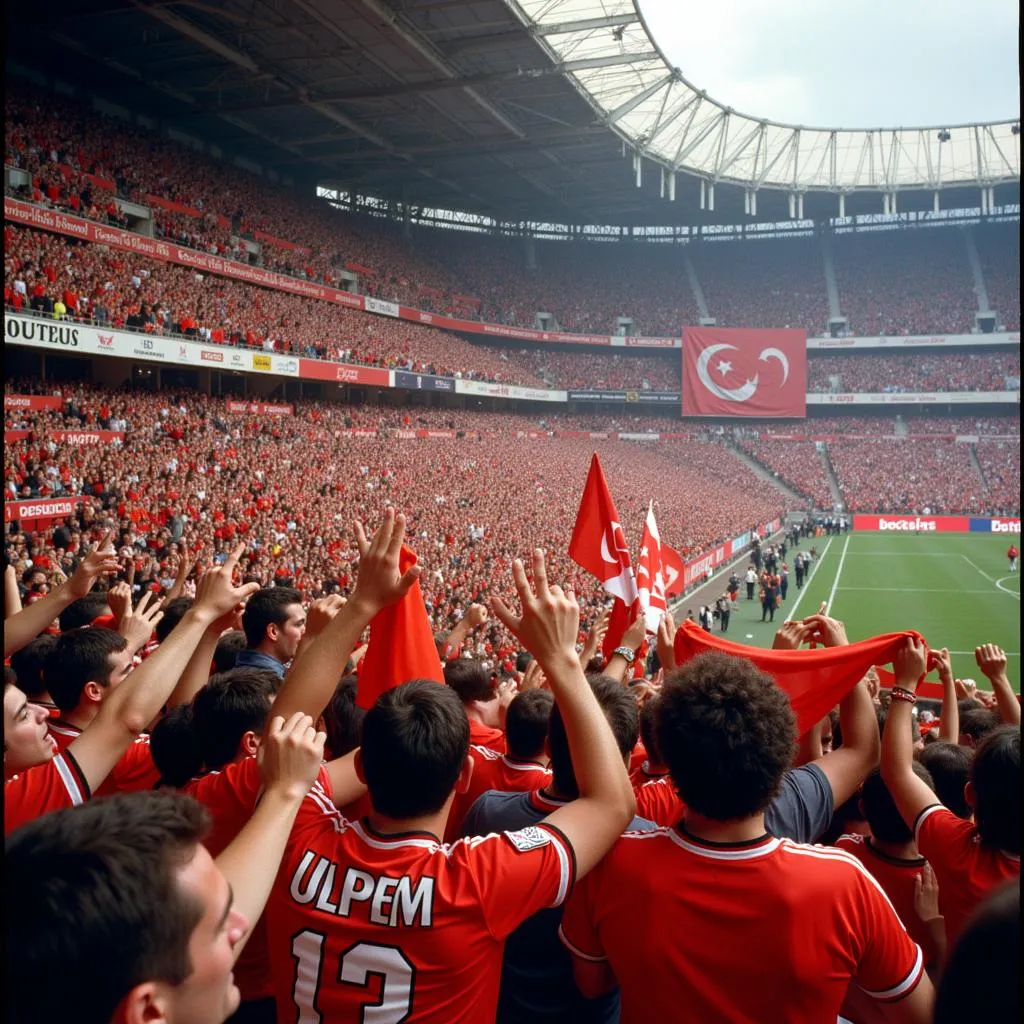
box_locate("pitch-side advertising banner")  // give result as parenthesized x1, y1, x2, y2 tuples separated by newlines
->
(969, 517, 1021, 533)
(682, 327, 807, 418)
(853, 515, 971, 532)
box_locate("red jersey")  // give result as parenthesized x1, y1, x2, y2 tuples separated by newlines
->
(468, 717, 506, 753)
(629, 760, 669, 792)
(835, 834, 936, 958)
(914, 803, 1020, 945)
(5, 750, 90, 834)
(560, 828, 924, 1024)
(445, 746, 552, 842)
(266, 781, 575, 1024)
(1009, 546, 1019, 559)
(634, 776, 685, 825)
(185, 757, 333, 1003)
(49, 721, 160, 798)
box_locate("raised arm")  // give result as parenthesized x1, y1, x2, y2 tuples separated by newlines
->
(801, 612, 880, 808)
(3, 536, 120, 657)
(216, 712, 325, 960)
(5, 563, 22, 618)
(165, 602, 244, 709)
(492, 549, 635, 878)
(604, 613, 646, 685)
(933, 648, 959, 744)
(442, 602, 488, 660)
(67, 544, 258, 794)
(269, 509, 421, 727)
(579, 607, 610, 669)
(975, 644, 1020, 727)
(881, 638, 940, 833)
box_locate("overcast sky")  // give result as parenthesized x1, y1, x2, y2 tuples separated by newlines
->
(639, 0, 1019, 128)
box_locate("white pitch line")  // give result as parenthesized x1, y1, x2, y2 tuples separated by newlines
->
(946, 650, 1021, 657)
(825, 535, 851, 614)
(995, 575, 1022, 601)
(785, 537, 834, 621)
(961, 554, 995, 582)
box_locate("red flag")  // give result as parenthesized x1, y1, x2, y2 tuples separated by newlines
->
(874, 665, 945, 701)
(636, 501, 667, 634)
(681, 326, 806, 418)
(569, 454, 638, 605)
(660, 542, 685, 597)
(356, 544, 444, 709)
(673, 620, 923, 736)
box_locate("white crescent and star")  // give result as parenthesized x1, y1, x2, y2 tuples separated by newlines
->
(695, 343, 792, 403)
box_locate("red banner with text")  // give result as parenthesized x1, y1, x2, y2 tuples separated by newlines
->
(5, 394, 64, 411)
(225, 401, 294, 416)
(853, 514, 971, 533)
(298, 358, 391, 387)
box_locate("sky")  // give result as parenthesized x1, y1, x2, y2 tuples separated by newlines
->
(639, 0, 1020, 129)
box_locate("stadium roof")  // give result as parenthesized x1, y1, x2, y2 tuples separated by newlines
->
(10, 0, 1020, 227)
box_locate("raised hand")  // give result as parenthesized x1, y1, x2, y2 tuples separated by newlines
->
(656, 611, 677, 672)
(491, 549, 580, 671)
(582, 607, 611, 662)
(772, 619, 815, 651)
(68, 531, 121, 598)
(953, 677, 978, 701)
(520, 658, 548, 692)
(465, 603, 488, 629)
(892, 636, 929, 690)
(107, 580, 132, 627)
(351, 509, 422, 616)
(258, 712, 326, 802)
(931, 647, 953, 684)
(800, 611, 849, 649)
(304, 594, 348, 639)
(620, 610, 647, 653)
(974, 643, 1008, 682)
(193, 543, 260, 623)
(118, 591, 165, 653)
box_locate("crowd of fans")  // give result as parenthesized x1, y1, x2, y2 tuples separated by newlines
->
(807, 352, 1020, 393)
(975, 439, 1021, 514)
(738, 440, 836, 509)
(6, 82, 1021, 345)
(976, 221, 1020, 331)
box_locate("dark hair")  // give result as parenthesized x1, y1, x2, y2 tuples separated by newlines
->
(9, 634, 57, 700)
(213, 630, 247, 674)
(504, 690, 554, 762)
(190, 668, 278, 771)
(656, 652, 796, 821)
(970, 725, 1020, 854)
(58, 592, 110, 632)
(5, 792, 210, 1024)
(443, 658, 495, 705)
(957, 697, 984, 716)
(959, 707, 1001, 744)
(861, 763, 935, 844)
(876, 703, 916, 743)
(360, 680, 469, 819)
(638, 697, 662, 764)
(549, 676, 638, 799)
(150, 705, 203, 788)
(934, 880, 1019, 1024)
(323, 676, 365, 759)
(46, 628, 129, 713)
(515, 651, 533, 674)
(241, 586, 302, 648)
(917, 742, 973, 818)
(155, 597, 194, 644)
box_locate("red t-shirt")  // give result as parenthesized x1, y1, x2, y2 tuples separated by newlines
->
(835, 834, 936, 958)
(445, 746, 552, 842)
(49, 722, 159, 798)
(5, 750, 90, 834)
(560, 828, 924, 1024)
(266, 780, 575, 1023)
(468, 717, 506, 753)
(629, 761, 669, 791)
(185, 757, 334, 1003)
(914, 803, 1020, 945)
(634, 776, 685, 825)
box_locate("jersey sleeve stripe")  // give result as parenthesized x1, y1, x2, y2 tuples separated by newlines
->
(557, 923, 607, 962)
(861, 944, 925, 1002)
(54, 750, 89, 805)
(539, 821, 576, 906)
(913, 804, 944, 845)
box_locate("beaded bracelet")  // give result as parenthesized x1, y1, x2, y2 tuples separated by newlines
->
(890, 686, 918, 705)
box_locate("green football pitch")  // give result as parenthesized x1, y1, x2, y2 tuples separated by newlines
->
(708, 532, 1021, 691)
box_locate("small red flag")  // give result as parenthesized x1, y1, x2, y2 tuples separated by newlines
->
(356, 544, 444, 710)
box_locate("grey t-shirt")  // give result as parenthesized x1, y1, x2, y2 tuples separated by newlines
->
(462, 789, 657, 1024)
(764, 763, 834, 843)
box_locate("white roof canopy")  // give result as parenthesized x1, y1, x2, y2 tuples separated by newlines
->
(508, 0, 1020, 193)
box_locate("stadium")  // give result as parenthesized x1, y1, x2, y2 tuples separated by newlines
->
(3, 1, 1021, 1022)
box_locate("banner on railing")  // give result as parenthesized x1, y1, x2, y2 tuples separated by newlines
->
(5, 429, 124, 444)
(807, 392, 1019, 405)
(226, 402, 293, 416)
(4, 497, 81, 525)
(299, 358, 391, 387)
(4, 394, 63, 410)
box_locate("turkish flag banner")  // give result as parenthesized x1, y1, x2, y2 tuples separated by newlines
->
(660, 542, 686, 597)
(637, 501, 668, 634)
(681, 326, 806, 418)
(569, 453, 638, 605)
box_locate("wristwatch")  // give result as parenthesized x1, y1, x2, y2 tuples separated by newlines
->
(613, 645, 636, 664)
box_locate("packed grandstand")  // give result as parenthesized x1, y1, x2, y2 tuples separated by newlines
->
(2, 2, 1021, 1021)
